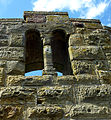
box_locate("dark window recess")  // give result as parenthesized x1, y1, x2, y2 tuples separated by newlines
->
(51, 29, 73, 75)
(25, 29, 44, 74)
(74, 23, 84, 27)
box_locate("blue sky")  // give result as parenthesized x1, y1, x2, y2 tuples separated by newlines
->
(0, 0, 111, 76)
(0, 0, 111, 26)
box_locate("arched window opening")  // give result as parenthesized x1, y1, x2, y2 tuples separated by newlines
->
(51, 29, 73, 75)
(25, 29, 44, 76)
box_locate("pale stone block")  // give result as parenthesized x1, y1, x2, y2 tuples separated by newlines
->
(37, 85, 73, 104)
(69, 46, 105, 61)
(71, 60, 96, 75)
(69, 33, 83, 46)
(6, 61, 25, 75)
(0, 47, 24, 60)
(9, 33, 24, 47)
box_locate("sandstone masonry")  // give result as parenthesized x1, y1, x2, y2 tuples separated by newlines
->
(0, 11, 111, 120)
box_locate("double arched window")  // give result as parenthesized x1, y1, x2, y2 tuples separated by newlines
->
(25, 29, 72, 76)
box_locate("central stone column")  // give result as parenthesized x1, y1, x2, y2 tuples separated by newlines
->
(42, 35, 56, 75)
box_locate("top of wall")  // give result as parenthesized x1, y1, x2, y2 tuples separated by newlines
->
(24, 11, 68, 16)
(0, 11, 102, 24)
(0, 18, 23, 22)
(70, 18, 101, 23)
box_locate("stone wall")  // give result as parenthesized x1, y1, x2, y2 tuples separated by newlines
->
(0, 11, 111, 120)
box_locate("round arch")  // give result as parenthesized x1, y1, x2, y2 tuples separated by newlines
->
(25, 29, 44, 73)
(51, 29, 73, 75)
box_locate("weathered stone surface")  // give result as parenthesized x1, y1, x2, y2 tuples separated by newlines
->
(26, 106, 64, 120)
(46, 15, 69, 23)
(75, 85, 111, 103)
(69, 33, 83, 46)
(0, 47, 24, 60)
(37, 85, 73, 104)
(69, 29, 111, 46)
(70, 103, 111, 119)
(26, 15, 46, 23)
(0, 60, 6, 67)
(57, 75, 76, 85)
(75, 27, 93, 34)
(84, 22, 102, 29)
(0, 39, 8, 46)
(102, 46, 111, 60)
(69, 46, 105, 60)
(0, 105, 23, 120)
(71, 60, 110, 76)
(0, 67, 5, 86)
(98, 70, 111, 84)
(6, 61, 25, 75)
(94, 60, 110, 71)
(71, 60, 96, 75)
(108, 60, 111, 70)
(85, 31, 111, 46)
(9, 33, 24, 47)
(75, 74, 100, 84)
(0, 11, 111, 120)
(6, 75, 52, 86)
(0, 86, 36, 104)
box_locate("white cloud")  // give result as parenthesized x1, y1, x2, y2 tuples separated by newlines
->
(85, 1, 109, 18)
(33, 0, 111, 19)
(33, 0, 93, 11)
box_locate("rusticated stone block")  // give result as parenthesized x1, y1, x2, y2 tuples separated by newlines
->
(6, 75, 52, 86)
(46, 15, 69, 23)
(37, 85, 73, 104)
(75, 27, 93, 34)
(69, 33, 84, 46)
(75, 74, 100, 84)
(69, 46, 105, 61)
(9, 33, 24, 47)
(0, 39, 8, 46)
(85, 32, 111, 46)
(94, 60, 110, 71)
(0, 60, 6, 67)
(71, 60, 96, 75)
(98, 70, 111, 84)
(57, 75, 76, 85)
(6, 61, 25, 75)
(26, 106, 64, 120)
(6, 75, 25, 86)
(75, 85, 111, 103)
(70, 103, 111, 119)
(102, 46, 111, 60)
(25, 15, 46, 23)
(0, 67, 5, 86)
(71, 60, 110, 75)
(0, 47, 24, 60)
(0, 105, 24, 120)
(0, 86, 36, 104)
